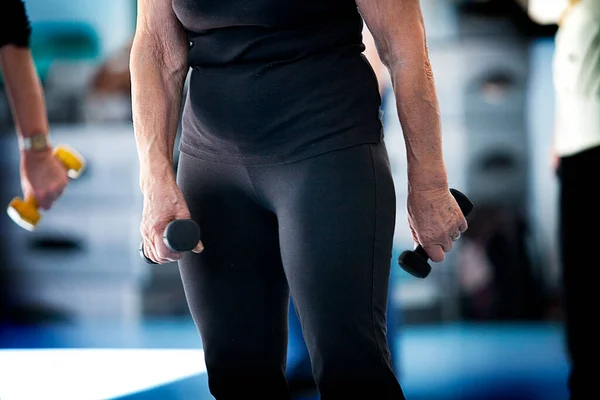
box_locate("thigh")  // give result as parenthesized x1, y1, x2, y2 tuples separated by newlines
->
(176, 153, 289, 370)
(257, 142, 397, 370)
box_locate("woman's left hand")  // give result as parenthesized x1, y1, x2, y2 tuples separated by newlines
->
(406, 186, 468, 263)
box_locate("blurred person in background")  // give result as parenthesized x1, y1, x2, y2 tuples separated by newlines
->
(0, 0, 69, 323)
(131, 0, 467, 399)
(84, 40, 134, 123)
(552, 0, 600, 397)
(0, 0, 68, 213)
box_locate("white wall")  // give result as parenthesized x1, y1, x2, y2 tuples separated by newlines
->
(526, 37, 561, 290)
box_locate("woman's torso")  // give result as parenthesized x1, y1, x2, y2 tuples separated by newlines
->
(173, 0, 383, 164)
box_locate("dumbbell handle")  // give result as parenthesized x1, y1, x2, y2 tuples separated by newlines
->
(139, 219, 201, 265)
(398, 189, 474, 279)
(22, 196, 38, 208)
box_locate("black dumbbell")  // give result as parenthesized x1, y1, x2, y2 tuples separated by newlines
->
(398, 189, 474, 279)
(139, 219, 201, 265)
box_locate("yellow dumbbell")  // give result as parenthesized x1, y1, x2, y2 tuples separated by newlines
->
(6, 145, 86, 231)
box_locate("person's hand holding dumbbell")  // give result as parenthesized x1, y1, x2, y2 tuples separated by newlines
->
(140, 167, 204, 264)
(406, 186, 468, 263)
(2, 40, 85, 230)
(20, 144, 69, 211)
(7, 133, 85, 231)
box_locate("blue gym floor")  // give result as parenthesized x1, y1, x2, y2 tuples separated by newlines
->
(0, 319, 569, 400)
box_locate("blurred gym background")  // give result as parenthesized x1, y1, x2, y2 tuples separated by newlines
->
(0, 0, 571, 399)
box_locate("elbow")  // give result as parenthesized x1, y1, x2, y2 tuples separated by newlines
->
(130, 32, 188, 78)
(377, 45, 400, 72)
(377, 45, 413, 74)
(380, 43, 432, 79)
(379, 22, 429, 73)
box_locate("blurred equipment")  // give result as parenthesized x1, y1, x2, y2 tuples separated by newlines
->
(0, 21, 100, 88)
(28, 21, 100, 85)
(438, 1, 552, 321)
(7, 145, 86, 231)
(457, 207, 547, 320)
(83, 40, 133, 123)
(5, 21, 102, 125)
(398, 189, 474, 279)
(139, 219, 201, 265)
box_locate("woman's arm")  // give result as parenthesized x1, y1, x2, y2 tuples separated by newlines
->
(1, 0, 49, 141)
(356, 0, 467, 262)
(356, 0, 446, 190)
(1, 46, 49, 141)
(130, 0, 189, 193)
(131, 0, 203, 263)
(0, 1, 69, 211)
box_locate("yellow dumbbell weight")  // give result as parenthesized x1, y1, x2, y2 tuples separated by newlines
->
(6, 145, 86, 231)
(53, 145, 86, 179)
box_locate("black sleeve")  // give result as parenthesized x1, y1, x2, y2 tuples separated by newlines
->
(0, 0, 32, 49)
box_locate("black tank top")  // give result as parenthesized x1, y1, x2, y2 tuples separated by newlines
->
(173, 0, 383, 165)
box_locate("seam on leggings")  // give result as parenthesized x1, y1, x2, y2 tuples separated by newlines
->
(240, 164, 265, 209)
(368, 143, 389, 368)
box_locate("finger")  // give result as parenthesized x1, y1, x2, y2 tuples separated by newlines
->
(143, 238, 158, 264)
(43, 189, 64, 208)
(450, 229, 461, 241)
(46, 192, 62, 208)
(52, 184, 66, 201)
(35, 191, 54, 210)
(155, 236, 183, 263)
(409, 225, 419, 244)
(424, 244, 445, 263)
(458, 218, 468, 233)
(192, 240, 204, 254)
(146, 236, 172, 265)
(441, 238, 454, 253)
(150, 243, 172, 264)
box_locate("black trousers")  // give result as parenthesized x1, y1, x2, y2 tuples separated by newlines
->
(558, 145, 600, 399)
(176, 142, 405, 399)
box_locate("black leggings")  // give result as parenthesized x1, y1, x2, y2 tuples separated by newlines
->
(558, 145, 600, 399)
(176, 142, 405, 400)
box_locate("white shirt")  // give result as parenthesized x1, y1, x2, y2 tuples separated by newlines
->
(553, 0, 600, 157)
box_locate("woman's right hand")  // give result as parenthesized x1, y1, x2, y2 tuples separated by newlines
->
(20, 147, 69, 210)
(140, 176, 203, 264)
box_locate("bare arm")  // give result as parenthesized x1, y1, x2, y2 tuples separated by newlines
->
(130, 0, 189, 192)
(357, 0, 468, 262)
(0, 45, 49, 139)
(356, 0, 446, 190)
(131, 0, 203, 263)
(0, 0, 46, 141)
